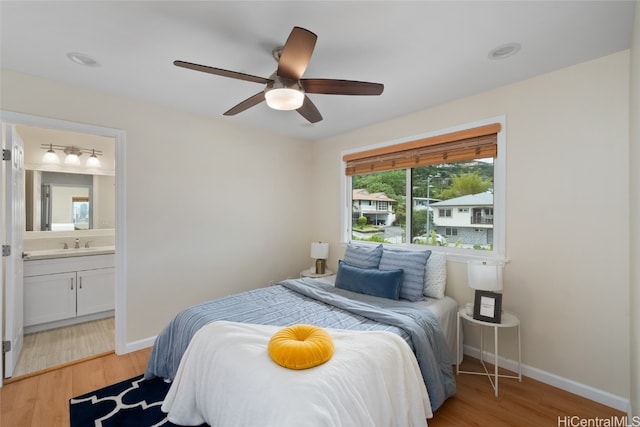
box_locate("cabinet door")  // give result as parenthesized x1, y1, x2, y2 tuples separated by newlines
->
(77, 268, 115, 316)
(24, 272, 76, 326)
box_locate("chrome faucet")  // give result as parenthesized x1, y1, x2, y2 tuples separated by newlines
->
(74, 238, 80, 249)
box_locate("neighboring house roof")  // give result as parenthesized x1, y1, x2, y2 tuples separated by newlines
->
(430, 191, 493, 207)
(413, 197, 441, 204)
(352, 189, 395, 203)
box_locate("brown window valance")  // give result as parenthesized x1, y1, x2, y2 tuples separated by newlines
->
(343, 123, 500, 176)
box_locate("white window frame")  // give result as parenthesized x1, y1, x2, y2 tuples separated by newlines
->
(439, 208, 453, 218)
(341, 115, 506, 262)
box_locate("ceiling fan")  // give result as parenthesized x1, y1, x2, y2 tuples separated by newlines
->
(174, 26, 384, 124)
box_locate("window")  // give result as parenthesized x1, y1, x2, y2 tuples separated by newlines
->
(342, 118, 505, 257)
(351, 171, 406, 243)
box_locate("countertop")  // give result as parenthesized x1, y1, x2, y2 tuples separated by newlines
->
(23, 246, 115, 261)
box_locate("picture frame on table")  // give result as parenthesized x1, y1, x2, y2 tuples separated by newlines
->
(473, 290, 503, 323)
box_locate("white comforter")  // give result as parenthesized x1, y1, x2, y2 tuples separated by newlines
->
(161, 321, 432, 427)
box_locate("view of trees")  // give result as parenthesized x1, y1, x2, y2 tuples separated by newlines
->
(353, 161, 493, 221)
(352, 169, 405, 200)
(352, 160, 494, 244)
(411, 161, 493, 202)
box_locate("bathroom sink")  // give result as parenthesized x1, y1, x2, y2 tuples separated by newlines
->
(23, 246, 115, 260)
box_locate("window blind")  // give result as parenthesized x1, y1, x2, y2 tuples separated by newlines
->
(343, 123, 500, 176)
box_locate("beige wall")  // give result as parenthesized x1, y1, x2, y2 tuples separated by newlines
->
(1, 42, 634, 406)
(312, 51, 631, 399)
(629, 1, 639, 419)
(0, 70, 314, 342)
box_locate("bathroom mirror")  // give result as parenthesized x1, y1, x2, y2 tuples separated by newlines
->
(25, 170, 115, 231)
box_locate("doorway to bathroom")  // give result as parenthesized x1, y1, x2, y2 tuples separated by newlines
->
(1, 111, 125, 383)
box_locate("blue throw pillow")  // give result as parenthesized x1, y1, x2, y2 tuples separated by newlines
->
(343, 243, 383, 269)
(379, 248, 432, 302)
(335, 260, 403, 300)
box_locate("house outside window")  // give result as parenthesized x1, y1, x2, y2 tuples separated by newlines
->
(352, 188, 397, 229)
(342, 117, 506, 257)
(432, 192, 494, 248)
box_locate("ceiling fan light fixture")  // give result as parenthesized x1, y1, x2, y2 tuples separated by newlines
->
(265, 87, 304, 110)
(265, 76, 304, 111)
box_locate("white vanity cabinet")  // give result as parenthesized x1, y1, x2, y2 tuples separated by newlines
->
(24, 254, 115, 330)
(75, 268, 115, 316)
(24, 272, 77, 325)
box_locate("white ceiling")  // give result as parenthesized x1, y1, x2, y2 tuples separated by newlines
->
(1, 1, 635, 141)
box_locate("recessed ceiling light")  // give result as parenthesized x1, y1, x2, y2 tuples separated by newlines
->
(488, 43, 521, 60)
(66, 52, 99, 67)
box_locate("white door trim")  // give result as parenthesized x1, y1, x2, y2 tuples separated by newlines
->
(0, 110, 128, 365)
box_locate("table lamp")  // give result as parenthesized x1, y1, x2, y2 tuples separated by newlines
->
(311, 242, 329, 275)
(468, 260, 504, 323)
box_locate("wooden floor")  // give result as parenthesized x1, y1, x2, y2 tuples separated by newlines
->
(429, 358, 625, 427)
(13, 317, 115, 377)
(0, 351, 625, 427)
(0, 347, 152, 427)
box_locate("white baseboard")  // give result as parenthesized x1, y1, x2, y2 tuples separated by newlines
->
(462, 345, 630, 413)
(119, 335, 156, 355)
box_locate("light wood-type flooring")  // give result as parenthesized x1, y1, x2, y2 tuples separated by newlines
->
(13, 317, 114, 377)
(0, 351, 625, 427)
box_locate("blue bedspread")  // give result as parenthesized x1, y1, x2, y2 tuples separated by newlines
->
(144, 278, 456, 411)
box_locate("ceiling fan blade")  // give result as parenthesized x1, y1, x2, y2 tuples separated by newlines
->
(296, 96, 323, 123)
(174, 60, 271, 85)
(277, 27, 317, 80)
(223, 92, 266, 116)
(301, 79, 384, 96)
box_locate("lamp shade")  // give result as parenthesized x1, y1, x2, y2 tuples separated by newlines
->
(42, 146, 59, 164)
(64, 153, 81, 165)
(310, 242, 329, 259)
(86, 152, 101, 168)
(467, 260, 503, 291)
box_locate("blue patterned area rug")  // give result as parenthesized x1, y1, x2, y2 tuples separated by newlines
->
(69, 374, 209, 427)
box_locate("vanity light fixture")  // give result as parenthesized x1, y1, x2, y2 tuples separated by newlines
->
(64, 147, 82, 166)
(40, 144, 103, 167)
(42, 144, 60, 164)
(86, 149, 101, 168)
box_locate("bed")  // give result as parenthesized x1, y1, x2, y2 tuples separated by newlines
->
(145, 245, 457, 426)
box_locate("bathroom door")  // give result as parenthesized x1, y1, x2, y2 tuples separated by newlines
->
(3, 124, 25, 379)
